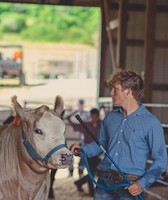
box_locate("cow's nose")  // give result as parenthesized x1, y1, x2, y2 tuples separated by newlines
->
(60, 154, 73, 165)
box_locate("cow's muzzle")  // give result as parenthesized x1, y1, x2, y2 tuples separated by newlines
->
(60, 153, 73, 165)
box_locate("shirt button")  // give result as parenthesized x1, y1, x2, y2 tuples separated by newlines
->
(115, 153, 118, 156)
(118, 141, 120, 144)
(120, 129, 123, 132)
(124, 119, 126, 121)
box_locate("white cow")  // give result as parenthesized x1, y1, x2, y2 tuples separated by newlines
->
(0, 95, 73, 200)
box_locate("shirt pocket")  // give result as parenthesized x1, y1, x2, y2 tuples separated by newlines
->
(124, 125, 148, 150)
(124, 125, 142, 143)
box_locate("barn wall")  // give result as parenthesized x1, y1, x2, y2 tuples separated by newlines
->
(151, 9, 168, 122)
(126, 10, 145, 74)
(98, 0, 168, 123)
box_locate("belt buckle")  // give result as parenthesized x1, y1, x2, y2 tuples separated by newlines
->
(107, 172, 112, 180)
(113, 170, 123, 181)
(119, 173, 124, 181)
(111, 172, 122, 183)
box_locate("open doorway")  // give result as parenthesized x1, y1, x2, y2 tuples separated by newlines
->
(0, 3, 101, 110)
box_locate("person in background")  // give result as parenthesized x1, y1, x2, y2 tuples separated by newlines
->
(48, 169, 57, 199)
(48, 110, 66, 199)
(67, 108, 101, 197)
(66, 99, 90, 177)
(3, 115, 15, 125)
(68, 99, 90, 124)
(70, 69, 167, 200)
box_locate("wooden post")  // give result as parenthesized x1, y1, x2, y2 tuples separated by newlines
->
(101, 0, 116, 70)
(116, 0, 128, 68)
(144, 0, 156, 103)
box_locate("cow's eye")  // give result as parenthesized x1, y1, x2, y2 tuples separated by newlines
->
(34, 128, 43, 135)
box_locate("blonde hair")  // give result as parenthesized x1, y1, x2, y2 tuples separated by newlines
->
(107, 68, 144, 101)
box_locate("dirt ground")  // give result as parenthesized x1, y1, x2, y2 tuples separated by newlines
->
(52, 176, 93, 200)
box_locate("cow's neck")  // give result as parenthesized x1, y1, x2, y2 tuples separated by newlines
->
(9, 125, 48, 174)
(18, 130, 50, 200)
(19, 133, 49, 175)
(0, 125, 50, 200)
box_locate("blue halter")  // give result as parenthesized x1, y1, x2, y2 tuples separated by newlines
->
(22, 132, 67, 162)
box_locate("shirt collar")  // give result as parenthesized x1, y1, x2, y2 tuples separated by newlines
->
(114, 104, 146, 117)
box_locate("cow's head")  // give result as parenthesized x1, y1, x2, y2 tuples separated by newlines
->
(11, 95, 73, 169)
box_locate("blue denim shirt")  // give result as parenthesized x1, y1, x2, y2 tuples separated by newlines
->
(82, 104, 167, 189)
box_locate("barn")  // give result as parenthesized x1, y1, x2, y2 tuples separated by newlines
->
(0, 0, 168, 199)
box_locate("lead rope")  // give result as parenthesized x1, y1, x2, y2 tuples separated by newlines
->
(82, 149, 143, 200)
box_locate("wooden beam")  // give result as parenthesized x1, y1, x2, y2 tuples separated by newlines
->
(153, 84, 168, 91)
(109, 2, 168, 13)
(0, 0, 101, 7)
(144, 0, 156, 103)
(1, 0, 168, 12)
(99, 2, 113, 97)
(116, 0, 128, 68)
(99, 8, 107, 97)
(155, 40, 168, 48)
(115, 38, 168, 48)
(101, 0, 116, 69)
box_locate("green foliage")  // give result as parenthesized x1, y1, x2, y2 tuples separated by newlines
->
(0, 3, 100, 46)
(1, 13, 26, 33)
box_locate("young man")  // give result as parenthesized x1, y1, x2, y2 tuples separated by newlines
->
(70, 69, 167, 200)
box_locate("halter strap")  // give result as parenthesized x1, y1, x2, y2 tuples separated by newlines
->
(22, 132, 67, 162)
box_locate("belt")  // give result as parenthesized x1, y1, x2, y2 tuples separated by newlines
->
(98, 170, 140, 183)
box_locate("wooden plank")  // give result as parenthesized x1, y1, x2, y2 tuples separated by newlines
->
(109, 2, 168, 13)
(116, 0, 128, 68)
(152, 84, 168, 91)
(155, 40, 168, 48)
(101, 0, 116, 69)
(0, 0, 100, 6)
(99, 6, 109, 98)
(1, 1, 168, 12)
(143, 0, 156, 103)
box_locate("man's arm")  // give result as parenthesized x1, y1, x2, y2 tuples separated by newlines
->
(137, 119, 167, 190)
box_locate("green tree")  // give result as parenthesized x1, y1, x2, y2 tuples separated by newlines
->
(0, 3, 100, 45)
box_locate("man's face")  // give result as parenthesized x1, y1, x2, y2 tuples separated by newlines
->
(110, 83, 127, 106)
(91, 113, 99, 124)
(78, 103, 84, 111)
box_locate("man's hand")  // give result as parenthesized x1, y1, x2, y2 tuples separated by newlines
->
(125, 182, 142, 196)
(70, 143, 81, 156)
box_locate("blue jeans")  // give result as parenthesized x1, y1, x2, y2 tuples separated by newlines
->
(94, 175, 144, 200)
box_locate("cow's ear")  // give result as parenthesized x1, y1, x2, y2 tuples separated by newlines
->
(11, 95, 25, 120)
(54, 95, 64, 117)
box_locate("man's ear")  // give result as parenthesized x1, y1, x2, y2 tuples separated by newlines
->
(124, 88, 131, 96)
